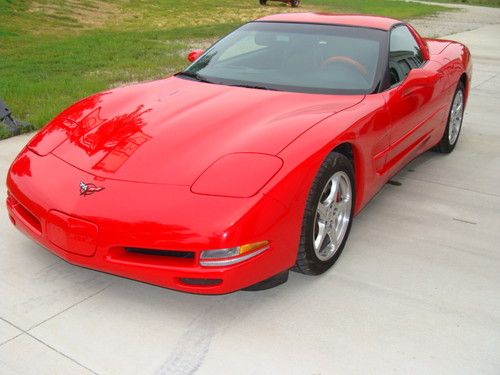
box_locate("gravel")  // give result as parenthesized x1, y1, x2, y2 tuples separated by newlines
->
(404, 1, 500, 37)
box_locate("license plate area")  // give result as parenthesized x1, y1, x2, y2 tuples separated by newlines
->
(46, 210, 98, 257)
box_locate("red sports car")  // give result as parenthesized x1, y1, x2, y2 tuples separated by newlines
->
(6, 13, 471, 294)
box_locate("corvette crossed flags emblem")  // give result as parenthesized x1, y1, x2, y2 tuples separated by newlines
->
(79, 181, 105, 196)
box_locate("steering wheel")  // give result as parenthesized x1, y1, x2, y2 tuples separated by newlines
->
(321, 56, 368, 77)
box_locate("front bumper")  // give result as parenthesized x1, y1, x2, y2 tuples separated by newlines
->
(6, 149, 297, 294)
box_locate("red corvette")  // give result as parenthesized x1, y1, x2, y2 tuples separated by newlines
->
(6, 13, 471, 294)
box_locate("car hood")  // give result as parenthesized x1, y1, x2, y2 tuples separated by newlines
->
(43, 77, 364, 185)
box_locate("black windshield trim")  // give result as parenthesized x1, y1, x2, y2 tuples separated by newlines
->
(176, 75, 376, 95)
(253, 20, 394, 33)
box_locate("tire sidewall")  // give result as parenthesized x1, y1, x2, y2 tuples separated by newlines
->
(300, 153, 355, 274)
(440, 81, 465, 153)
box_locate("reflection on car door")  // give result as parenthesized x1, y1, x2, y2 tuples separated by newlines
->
(383, 25, 444, 172)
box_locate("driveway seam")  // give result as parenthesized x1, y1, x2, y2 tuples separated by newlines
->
(27, 332, 100, 375)
(333, 272, 500, 327)
(472, 73, 500, 89)
(0, 287, 110, 374)
(401, 175, 500, 197)
(0, 316, 24, 333)
(0, 321, 99, 374)
(0, 332, 24, 347)
(27, 284, 110, 332)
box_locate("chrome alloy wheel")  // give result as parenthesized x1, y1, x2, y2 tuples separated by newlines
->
(313, 171, 352, 261)
(449, 89, 464, 145)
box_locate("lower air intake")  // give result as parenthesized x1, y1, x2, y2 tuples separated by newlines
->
(124, 247, 195, 259)
(179, 278, 222, 286)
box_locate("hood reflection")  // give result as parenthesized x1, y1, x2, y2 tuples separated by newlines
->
(67, 105, 152, 173)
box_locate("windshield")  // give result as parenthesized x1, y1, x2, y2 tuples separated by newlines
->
(181, 21, 387, 95)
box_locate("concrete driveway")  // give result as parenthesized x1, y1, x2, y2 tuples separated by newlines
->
(1, 25, 499, 375)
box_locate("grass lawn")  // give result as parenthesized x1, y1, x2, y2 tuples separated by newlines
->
(0, 0, 446, 135)
(426, 0, 500, 7)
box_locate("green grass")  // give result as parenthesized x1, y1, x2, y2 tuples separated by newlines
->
(0, 126, 9, 139)
(0, 0, 445, 137)
(426, 0, 500, 7)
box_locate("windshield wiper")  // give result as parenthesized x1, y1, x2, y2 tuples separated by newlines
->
(175, 71, 214, 84)
(228, 84, 277, 91)
(176, 73, 277, 91)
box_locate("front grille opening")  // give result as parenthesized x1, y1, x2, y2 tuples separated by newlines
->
(124, 247, 195, 259)
(179, 278, 222, 286)
(8, 195, 42, 235)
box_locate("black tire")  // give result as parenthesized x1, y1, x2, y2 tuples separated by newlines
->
(259, 0, 267, 5)
(293, 152, 355, 275)
(435, 81, 465, 154)
(291, 0, 300, 7)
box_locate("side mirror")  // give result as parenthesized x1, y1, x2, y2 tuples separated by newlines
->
(187, 49, 204, 63)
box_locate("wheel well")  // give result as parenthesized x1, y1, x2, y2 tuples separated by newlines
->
(460, 73, 468, 101)
(460, 73, 467, 89)
(332, 142, 363, 212)
(333, 143, 354, 167)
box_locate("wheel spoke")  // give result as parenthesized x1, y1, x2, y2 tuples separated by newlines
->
(314, 221, 327, 251)
(337, 198, 350, 215)
(323, 174, 340, 206)
(326, 225, 339, 251)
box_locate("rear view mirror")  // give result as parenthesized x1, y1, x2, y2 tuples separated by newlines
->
(187, 49, 204, 63)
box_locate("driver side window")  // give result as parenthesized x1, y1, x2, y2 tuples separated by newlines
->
(389, 25, 424, 86)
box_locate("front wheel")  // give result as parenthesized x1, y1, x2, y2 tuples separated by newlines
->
(435, 81, 465, 153)
(294, 152, 355, 275)
(291, 0, 300, 6)
(259, 0, 267, 5)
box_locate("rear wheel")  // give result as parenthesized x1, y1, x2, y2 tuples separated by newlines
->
(259, 0, 267, 5)
(435, 81, 465, 153)
(294, 152, 354, 275)
(291, 0, 300, 7)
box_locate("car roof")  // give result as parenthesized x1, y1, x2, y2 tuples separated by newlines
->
(256, 13, 402, 31)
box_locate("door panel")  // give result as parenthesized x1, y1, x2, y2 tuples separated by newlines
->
(383, 67, 446, 172)
(381, 25, 448, 175)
